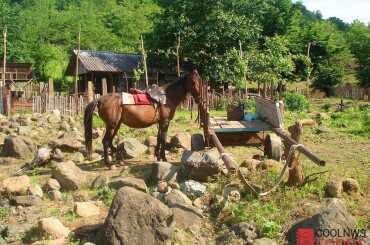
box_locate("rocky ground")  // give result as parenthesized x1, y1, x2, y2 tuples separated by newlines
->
(0, 108, 369, 245)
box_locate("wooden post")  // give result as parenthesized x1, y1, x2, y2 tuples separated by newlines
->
(141, 35, 149, 89)
(48, 78, 54, 97)
(39, 82, 44, 95)
(306, 42, 312, 101)
(176, 36, 181, 77)
(75, 28, 81, 113)
(2, 25, 6, 88)
(87, 81, 93, 103)
(102, 78, 107, 95)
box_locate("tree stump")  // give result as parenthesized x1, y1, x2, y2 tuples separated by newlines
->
(284, 119, 315, 187)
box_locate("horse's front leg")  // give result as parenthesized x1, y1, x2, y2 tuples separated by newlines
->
(102, 127, 119, 170)
(159, 120, 170, 161)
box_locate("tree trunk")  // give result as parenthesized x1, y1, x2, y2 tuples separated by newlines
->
(263, 80, 267, 98)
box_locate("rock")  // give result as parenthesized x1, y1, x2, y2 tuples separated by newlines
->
(0, 157, 18, 165)
(74, 202, 100, 217)
(117, 138, 148, 159)
(191, 133, 205, 151)
(10, 195, 43, 206)
(157, 181, 169, 193)
(18, 126, 32, 136)
(103, 186, 173, 245)
(38, 217, 70, 239)
(257, 159, 281, 172)
(164, 189, 193, 206)
(72, 152, 85, 163)
(28, 184, 43, 198)
(48, 113, 61, 124)
(144, 136, 157, 147)
(181, 151, 226, 181)
(223, 184, 242, 202)
(151, 161, 179, 183)
(92, 128, 104, 139)
(108, 176, 147, 193)
(170, 132, 191, 149)
(286, 205, 356, 243)
(317, 126, 332, 133)
(193, 197, 203, 209)
(327, 178, 360, 198)
(48, 190, 62, 201)
(72, 190, 89, 202)
(52, 138, 83, 152)
(59, 131, 84, 141)
(92, 174, 110, 189)
(252, 237, 277, 245)
(240, 159, 260, 171)
(180, 180, 206, 198)
(43, 178, 61, 192)
(2, 136, 36, 159)
(169, 204, 203, 230)
(231, 222, 257, 241)
(0, 175, 30, 194)
(168, 182, 180, 190)
(51, 161, 88, 191)
(59, 121, 70, 131)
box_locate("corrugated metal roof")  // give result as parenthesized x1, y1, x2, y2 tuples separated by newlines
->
(74, 50, 142, 73)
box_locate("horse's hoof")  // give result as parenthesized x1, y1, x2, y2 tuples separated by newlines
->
(109, 165, 117, 170)
(117, 160, 125, 166)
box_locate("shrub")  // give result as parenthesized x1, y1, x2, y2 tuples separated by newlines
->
(281, 92, 310, 111)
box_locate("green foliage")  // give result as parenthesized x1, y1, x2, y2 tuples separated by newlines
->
(321, 103, 332, 111)
(94, 187, 117, 207)
(0, 207, 11, 220)
(330, 106, 370, 136)
(281, 92, 310, 111)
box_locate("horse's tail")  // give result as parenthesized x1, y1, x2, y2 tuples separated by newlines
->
(84, 99, 99, 158)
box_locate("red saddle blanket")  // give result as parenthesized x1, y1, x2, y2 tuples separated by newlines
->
(132, 93, 152, 105)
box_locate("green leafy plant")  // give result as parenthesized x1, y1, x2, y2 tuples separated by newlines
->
(0, 207, 11, 220)
(281, 92, 310, 111)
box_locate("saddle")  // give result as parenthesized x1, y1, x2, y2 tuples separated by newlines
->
(129, 84, 166, 105)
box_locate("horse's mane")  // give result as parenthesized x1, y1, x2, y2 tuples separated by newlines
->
(165, 72, 189, 90)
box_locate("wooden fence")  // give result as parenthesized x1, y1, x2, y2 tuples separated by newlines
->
(332, 85, 369, 100)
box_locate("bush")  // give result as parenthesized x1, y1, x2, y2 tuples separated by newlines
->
(281, 92, 310, 111)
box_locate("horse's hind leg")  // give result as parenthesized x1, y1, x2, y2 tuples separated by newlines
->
(102, 126, 119, 169)
(159, 120, 170, 161)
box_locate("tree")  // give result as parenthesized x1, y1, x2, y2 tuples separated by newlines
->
(147, 0, 261, 85)
(346, 21, 370, 87)
(304, 21, 352, 95)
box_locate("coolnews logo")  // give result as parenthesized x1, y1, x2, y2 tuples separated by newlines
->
(296, 228, 368, 245)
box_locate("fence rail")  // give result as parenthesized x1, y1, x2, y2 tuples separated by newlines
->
(331, 86, 369, 100)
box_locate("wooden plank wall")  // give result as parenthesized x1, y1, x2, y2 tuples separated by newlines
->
(255, 97, 284, 129)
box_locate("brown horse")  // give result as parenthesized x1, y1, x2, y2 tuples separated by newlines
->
(84, 69, 202, 169)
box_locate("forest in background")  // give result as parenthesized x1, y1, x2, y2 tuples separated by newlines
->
(0, 0, 369, 93)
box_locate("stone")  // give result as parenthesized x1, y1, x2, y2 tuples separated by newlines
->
(117, 138, 148, 159)
(256, 159, 281, 172)
(170, 132, 191, 149)
(92, 174, 110, 189)
(157, 181, 169, 193)
(144, 135, 157, 147)
(151, 161, 179, 183)
(18, 126, 32, 136)
(191, 133, 205, 151)
(52, 138, 83, 152)
(223, 184, 242, 202)
(59, 121, 70, 131)
(72, 190, 89, 202)
(92, 128, 104, 139)
(317, 126, 332, 133)
(51, 161, 88, 191)
(164, 189, 193, 206)
(108, 176, 147, 193)
(103, 187, 173, 245)
(10, 195, 43, 206)
(74, 202, 100, 217)
(169, 204, 203, 230)
(48, 190, 62, 201)
(286, 205, 356, 243)
(327, 178, 360, 198)
(2, 136, 36, 159)
(1, 175, 30, 194)
(0, 157, 18, 165)
(48, 113, 61, 124)
(38, 217, 70, 239)
(252, 237, 277, 245)
(231, 222, 257, 241)
(181, 151, 226, 181)
(43, 178, 61, 192)
(180, 180, 207, 198)
(28, 184, 43, 198)
(72, 152, 85, 163)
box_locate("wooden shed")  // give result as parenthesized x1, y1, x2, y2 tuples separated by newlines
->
(65, 50, 175, 95)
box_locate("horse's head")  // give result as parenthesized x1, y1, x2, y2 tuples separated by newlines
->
(185, 69, 201, 104)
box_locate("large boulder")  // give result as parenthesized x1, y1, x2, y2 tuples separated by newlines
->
(108, 176, 147, 193)
(286, 199, 357, 244)
(51, 161, 88, 191)
(151, 161, 179, 183)
(103, 186, 174, 245)
(168, 204, 203, 230)
(0, 175, 30, 195)
(170, 132, 191, 149)
(2, 136, 36, 159)
(181, 151, 226, 181)
(38, 217, 70, 239)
